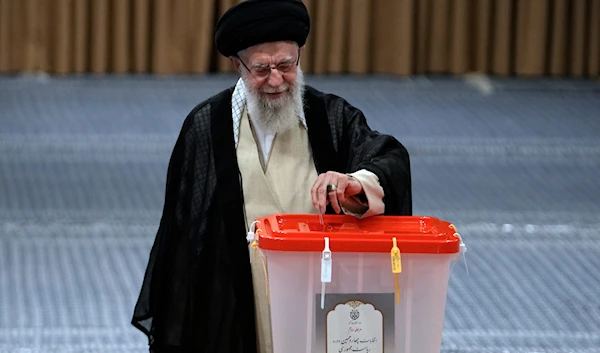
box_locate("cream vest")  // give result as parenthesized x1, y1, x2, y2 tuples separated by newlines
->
(236, 109, 318, 353)
(237, 109, 318, 228)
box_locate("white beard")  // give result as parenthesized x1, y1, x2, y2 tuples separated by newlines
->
(244, 67, 305, 135)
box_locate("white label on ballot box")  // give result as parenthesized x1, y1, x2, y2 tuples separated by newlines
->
(326, 300, 383, 353)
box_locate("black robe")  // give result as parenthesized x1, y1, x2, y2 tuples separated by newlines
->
(131, 85, 412, 353)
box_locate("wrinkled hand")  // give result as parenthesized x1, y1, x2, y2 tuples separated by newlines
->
(311, 171, 364, 214)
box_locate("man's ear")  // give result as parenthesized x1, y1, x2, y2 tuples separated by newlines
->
(230, 56, 241, 73)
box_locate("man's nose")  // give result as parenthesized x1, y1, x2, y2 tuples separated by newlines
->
(267, 69, 284, 87)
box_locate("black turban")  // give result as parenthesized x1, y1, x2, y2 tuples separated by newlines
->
(214, 0, 310, 57)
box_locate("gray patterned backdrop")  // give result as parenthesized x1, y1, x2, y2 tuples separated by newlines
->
(1, 74, 599, 353)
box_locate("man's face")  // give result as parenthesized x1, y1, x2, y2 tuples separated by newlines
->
(233, 41, 305, 134)
(234, 41, 301, 103)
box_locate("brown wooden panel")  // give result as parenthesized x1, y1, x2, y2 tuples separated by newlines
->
(28, 0, 52, 73)
(190, 0, 216, 74)
(474, 0, 492, 73)
(313, 0, 331, 74)
(372, 0, 415, 75)
(169, 0, 190, 73)
(300, 0, 315, 73)
(327, 0, 347, 73)
(514, 0, 528, 71)
(372, 0, 394, 74)
(112, 0, 130, 73)
(449, 0, 471, 74)
(514, 0, 529, 74)
(132, 0, 150, 73)
(549, 0, 568, 76)
(415, 0, 431, 74)
(527, 0, 550, 75)
(216, 0, 240, 73)
(0, 0, 9, 71)
(394, 0, 416, 75)
(569, 0, 588, 76)
(428, 0, 450, 73)
(347, 0, 370, 74)
(91, 0, 109, 73)
(515, 0, 550, 76)
(54, 0, 72, 74)
(73, 0, 89, 73)
(152, 0, 170, 74)
(6, 0, 597, 77)
(37, 0, 52, 72)
(20, 0, 32, 71)
(588, 0, 600, 76)
(18, 0, 33, 71)
(491, 0, 514, 76)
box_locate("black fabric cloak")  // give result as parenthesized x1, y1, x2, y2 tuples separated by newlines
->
(131, 85, 412, 353)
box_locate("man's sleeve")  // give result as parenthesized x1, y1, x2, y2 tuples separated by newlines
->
(340, 169, 385, 218)
(341, 101, 412, 216)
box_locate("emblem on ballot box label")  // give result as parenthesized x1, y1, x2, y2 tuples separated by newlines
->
(326, 300, 384, 353)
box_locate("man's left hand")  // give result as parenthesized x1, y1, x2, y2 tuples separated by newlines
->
(311, 171, 364, 214)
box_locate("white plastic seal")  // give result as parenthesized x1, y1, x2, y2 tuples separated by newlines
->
(320, 237, 332, 309)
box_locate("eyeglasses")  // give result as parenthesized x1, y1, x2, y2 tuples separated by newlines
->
(237, 50, 300, 79)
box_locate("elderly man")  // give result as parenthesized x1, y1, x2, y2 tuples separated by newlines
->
(131, 0, 412, 352)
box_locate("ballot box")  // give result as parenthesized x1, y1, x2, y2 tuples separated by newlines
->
(250, 214, 465, 353)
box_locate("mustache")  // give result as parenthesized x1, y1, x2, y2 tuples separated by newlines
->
(260, 85, 290, 94)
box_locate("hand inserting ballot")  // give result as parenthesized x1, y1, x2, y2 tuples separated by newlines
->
(310, 171, 364, 214)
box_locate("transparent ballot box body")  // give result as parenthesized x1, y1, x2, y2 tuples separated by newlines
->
(253, 214, 463, 353)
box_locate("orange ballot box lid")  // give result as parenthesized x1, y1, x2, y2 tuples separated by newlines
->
(254, 214, 461, 254)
